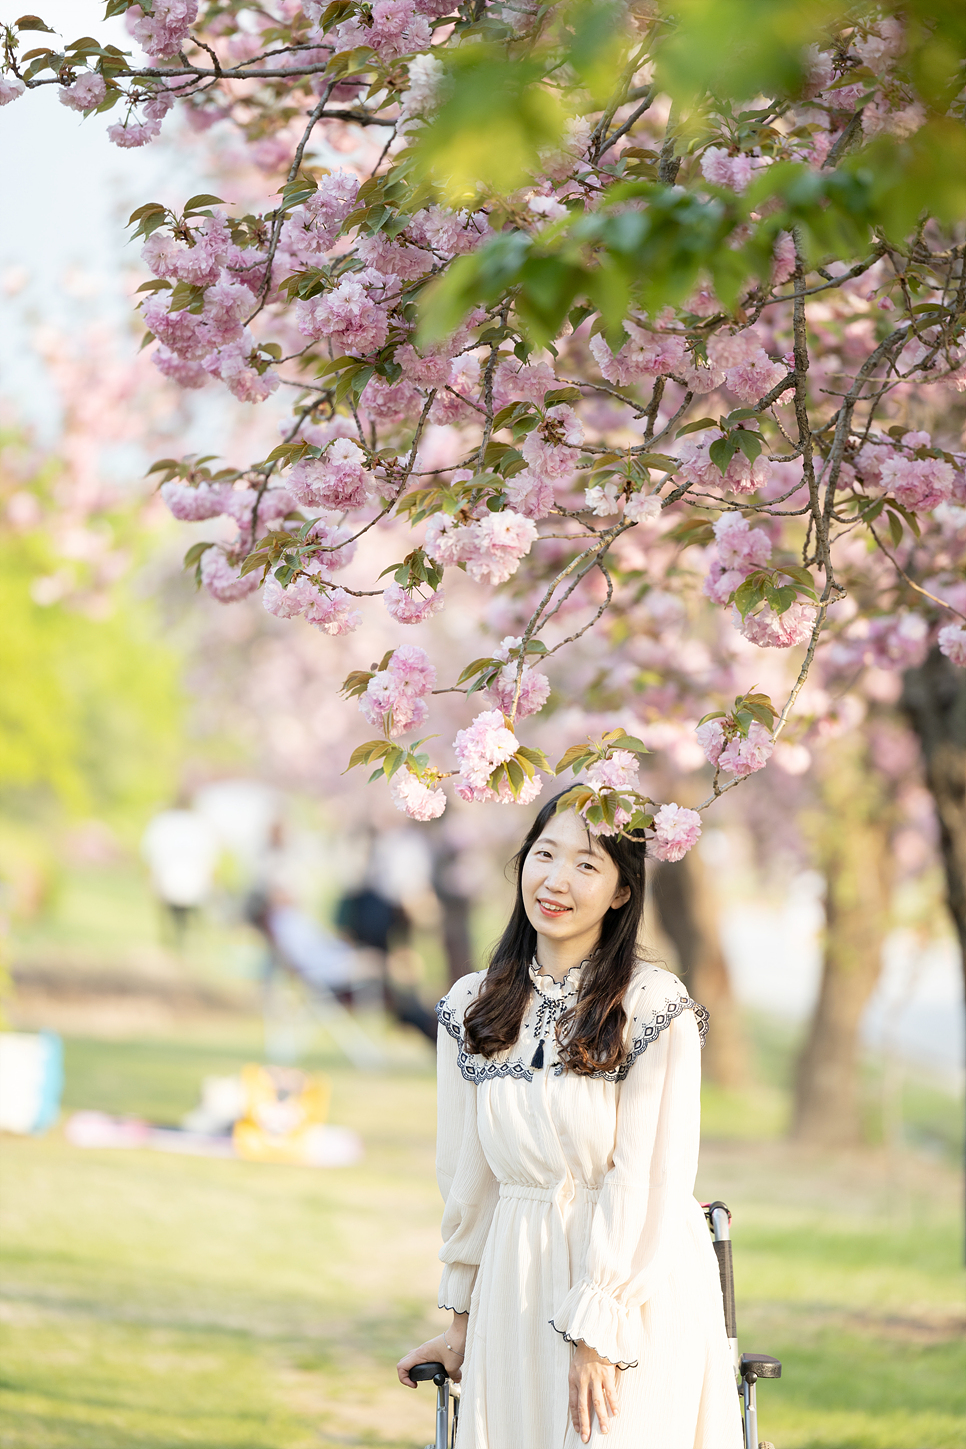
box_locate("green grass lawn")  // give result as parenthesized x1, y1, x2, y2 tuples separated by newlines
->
(1, 1027, 964, 1449)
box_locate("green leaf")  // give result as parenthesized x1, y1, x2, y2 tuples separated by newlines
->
(733, 577, 764, 619)
(457, 656, 499, 685)
(665, 516, 715, 546)
(505, 755, 525, 794)
(630, 452, 676, 471)
(340, 669, 376, 700)
(607, 735, 650, 756)
(676, 418, 718, 437)
(554, 744, 595, 775)
(182, 541, 213, 568)
(345, 740, 391, 772)
(886, 510, 904, 548)
(183, 193, 226, 213)
(733, 430, 763, 464)
(709, 436, 738, 474)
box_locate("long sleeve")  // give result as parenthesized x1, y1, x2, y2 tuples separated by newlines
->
(550, 997, 703, 1368)
(436, 999, 500, 1312)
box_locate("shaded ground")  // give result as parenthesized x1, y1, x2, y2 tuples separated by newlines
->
(1, 1026, 963, 1448)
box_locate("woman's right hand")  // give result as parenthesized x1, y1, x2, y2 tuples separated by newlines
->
(393, 1321, 466, 1385)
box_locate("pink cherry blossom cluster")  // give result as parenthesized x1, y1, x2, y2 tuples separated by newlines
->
(295, 272, 391, 356)
(648, 804, 702, 862)
(703, 513, 772, 605)
(700, 147, 755, 192)
(160, 480, 234, 521)
(59, 73, 107, 112)
(107, 90, 175, 148)
(676, 428, 772, 496)
(0, 74, 25, 105)
(696, 718, 775, 778)
(262, 573, 362, 635)
(390, 768, 447, 820)
(453, 709, 541, 805)
(706, 329, 786, 405)
(830, 611, 930, 673)
(737, 599, 817, 649)
(277, 172, 361, 269)
(331, 0, 432, 63)
(938, 624, 966, 667)
(583, 750, 640, 794)
(425, 509, 538, 585)
(382, 581, 445, 624)
(140, 238, 280, 399)
(361, 645, 437, 737)
(289, 440, 373, 511)
(854, 431, 957, 512)
(590, 322, 689, 387)
(200, 547, 259, 603)
(482, 637, 551, 719)
(878, 454, 955, 513)
(507, 405, 584, 519)
(129, 0, 198, 60)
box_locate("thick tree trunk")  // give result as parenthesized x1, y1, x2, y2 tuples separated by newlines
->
(652, 847, 747, 1088)
(901, 648, 966, 974)
(792, 734, 894, 1146)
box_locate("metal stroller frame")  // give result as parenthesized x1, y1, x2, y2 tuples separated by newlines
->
(412, 1199, 781, 1449)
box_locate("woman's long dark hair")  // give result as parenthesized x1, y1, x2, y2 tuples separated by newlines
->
(463, 791, 648, 1075)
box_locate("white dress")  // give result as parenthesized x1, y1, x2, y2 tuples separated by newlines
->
(435, 960, 743, 1449)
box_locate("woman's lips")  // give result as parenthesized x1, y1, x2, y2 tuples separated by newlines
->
(537, 899, 571, 916)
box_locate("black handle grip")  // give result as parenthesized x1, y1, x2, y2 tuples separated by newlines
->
(410, 1361, 447, 1386)
(740, 1352, 781, 1380)
(713, 1239, 737, 1339)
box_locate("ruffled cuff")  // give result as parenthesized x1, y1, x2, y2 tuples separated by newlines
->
(438, 1261, 477, 1315)
(550, 1278, 642, 1369)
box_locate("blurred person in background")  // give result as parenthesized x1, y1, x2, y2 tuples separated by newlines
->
(246, 883, 358, 998)
(336, 827, 437, 1041)
(397, 794, 740, 1448)
(141, 796, 219, 950)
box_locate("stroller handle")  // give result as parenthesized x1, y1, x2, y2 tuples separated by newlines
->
(411, 1361, 447, 1387)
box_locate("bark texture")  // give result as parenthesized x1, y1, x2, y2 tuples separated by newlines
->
(652, 847, 747, 1088)
(792, 733, 895, 1146)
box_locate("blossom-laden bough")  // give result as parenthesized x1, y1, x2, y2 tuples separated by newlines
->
(3, 0, 965, 854)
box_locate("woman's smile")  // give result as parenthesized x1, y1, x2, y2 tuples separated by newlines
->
(537, 897, 572, 917)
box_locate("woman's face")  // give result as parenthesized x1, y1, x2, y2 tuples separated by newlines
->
(521, 809, 630, 956)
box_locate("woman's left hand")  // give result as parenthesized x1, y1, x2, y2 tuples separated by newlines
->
(568, 1341, 620, 1442)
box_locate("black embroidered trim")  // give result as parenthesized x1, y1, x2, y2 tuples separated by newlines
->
(437, 991, 709, 1086)
(551, 996, 710, 1082)
(436, 996, 534, 1084)
(548, 1319, 637, 1371)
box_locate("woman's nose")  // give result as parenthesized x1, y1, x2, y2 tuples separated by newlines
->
(543, 863, 570, 892)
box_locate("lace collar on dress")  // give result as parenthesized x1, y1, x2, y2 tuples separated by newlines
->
(528, 958, 583, 998)
(437, 961, 709, 1086)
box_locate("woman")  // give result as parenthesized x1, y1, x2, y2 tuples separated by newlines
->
(397, 794, 742, 1448)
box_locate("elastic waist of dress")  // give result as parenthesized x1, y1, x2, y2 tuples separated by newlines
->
(498, 1182, 602, 1204)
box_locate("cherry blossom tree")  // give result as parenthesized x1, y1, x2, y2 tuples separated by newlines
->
(2, 2, 964, 923)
